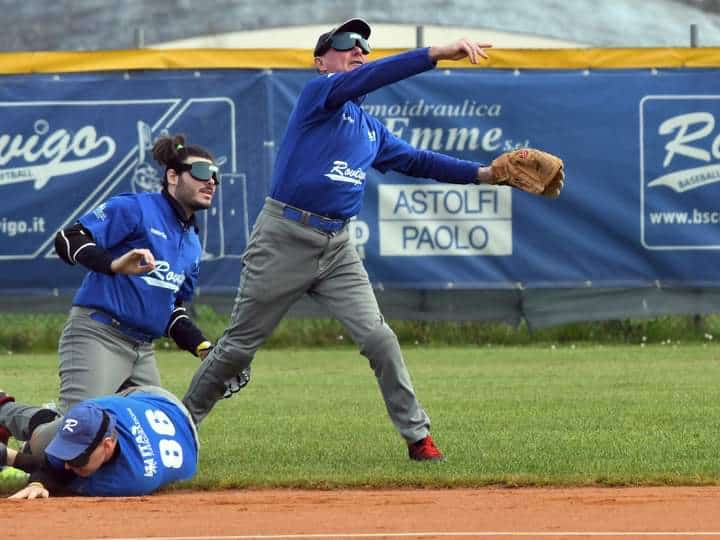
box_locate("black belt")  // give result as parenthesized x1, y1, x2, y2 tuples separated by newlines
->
(282, 206, 348, 234)
(89, 311, 154, 343)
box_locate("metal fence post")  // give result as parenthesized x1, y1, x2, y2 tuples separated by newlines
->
(134, 27, 145, 49)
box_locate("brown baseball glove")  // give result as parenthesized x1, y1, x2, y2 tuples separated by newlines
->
(490, 148, 565, 198)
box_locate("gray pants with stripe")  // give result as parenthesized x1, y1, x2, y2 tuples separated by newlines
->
(183, 197, 430, 443)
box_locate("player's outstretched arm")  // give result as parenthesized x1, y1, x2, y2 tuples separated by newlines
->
(428, 39, 492, 64)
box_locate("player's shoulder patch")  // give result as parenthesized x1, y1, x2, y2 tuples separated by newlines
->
(92, 202, 108, 221)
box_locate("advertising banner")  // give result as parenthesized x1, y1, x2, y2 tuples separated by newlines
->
(1, 66, 719, 295)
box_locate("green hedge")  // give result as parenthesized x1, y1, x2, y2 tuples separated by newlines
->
(0, 305, 717, 353)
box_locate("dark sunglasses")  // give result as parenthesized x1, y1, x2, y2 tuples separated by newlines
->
(322, 32, 371, 55)
(174, 161, 220, 184)
(65, 411, 110, 469)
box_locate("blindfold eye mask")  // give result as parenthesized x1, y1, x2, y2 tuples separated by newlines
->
(318, 32, 371, 56)
(174, 161, 220, 183)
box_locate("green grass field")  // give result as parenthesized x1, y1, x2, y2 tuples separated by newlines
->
(1, 344, 719, 494)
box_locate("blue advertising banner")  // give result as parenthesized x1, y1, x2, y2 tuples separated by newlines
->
(1, 66, 719, 295)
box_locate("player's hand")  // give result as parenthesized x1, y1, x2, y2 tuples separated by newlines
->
(429, 39, 492, 64)
(8, 482, 49, 500)
(110, 248, 156, 275)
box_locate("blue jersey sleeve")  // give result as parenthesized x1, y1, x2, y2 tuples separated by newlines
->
(78, 194, 142, 249)
(304, 48, 436, 114)
(373, 122, 481, 184)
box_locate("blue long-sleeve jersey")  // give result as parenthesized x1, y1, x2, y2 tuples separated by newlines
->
(73, 192, 202, 339)
(270, 48, 482, 220)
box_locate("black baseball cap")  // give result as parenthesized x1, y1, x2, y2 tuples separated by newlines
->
(314, 18, 372, 57)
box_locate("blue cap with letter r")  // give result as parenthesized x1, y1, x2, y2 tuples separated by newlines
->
(45, 402, 115, 463)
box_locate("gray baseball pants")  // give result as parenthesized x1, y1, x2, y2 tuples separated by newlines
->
(58, 306, 159, 412)
(183, 197, 430, 443)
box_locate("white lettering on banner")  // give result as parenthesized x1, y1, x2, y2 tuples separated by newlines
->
(0, 121, 116, 189)
(348, 217, 370, 260)
(647, 111, 720, 192)
(659, 112, 720, 166)
(0, 97, 244, 263)
(363, 99, 530, 153)
(384, 118, 512, 153)
(0, 217, 45, 237)
(640, 95, 720, 250)
(379, 185, 512, 256)
(648, 163, 720, 192)
(363, 99, 502, 118)
(387, 188, 508, 220)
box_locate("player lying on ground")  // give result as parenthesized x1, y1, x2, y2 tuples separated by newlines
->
(0, 386, 210, 498)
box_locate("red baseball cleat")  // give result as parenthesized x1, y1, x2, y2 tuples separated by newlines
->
(408, 434, 445, 462)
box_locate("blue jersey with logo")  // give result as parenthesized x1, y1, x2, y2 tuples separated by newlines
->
(47, 393, 198, 497)
(74, 192, 201, 339)
(270, 48, 481, 220)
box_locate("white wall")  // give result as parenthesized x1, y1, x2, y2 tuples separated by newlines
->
(153, 23, 588, 50)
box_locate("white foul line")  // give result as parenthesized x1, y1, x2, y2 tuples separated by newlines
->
(93, 532, 720, 539)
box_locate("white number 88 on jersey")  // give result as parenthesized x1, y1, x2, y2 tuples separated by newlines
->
(145, 409, 183, 469)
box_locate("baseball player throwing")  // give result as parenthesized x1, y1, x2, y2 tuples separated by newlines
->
(182, 19, 564, 461)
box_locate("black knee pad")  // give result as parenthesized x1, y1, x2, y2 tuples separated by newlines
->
(28, 409, 61, 436)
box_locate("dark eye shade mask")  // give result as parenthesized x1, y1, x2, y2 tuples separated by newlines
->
(319, 32, 371, 55)
(174, 161, 220, 183)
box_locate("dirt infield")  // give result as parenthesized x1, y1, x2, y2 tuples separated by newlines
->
(3, 486, 720, 539)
